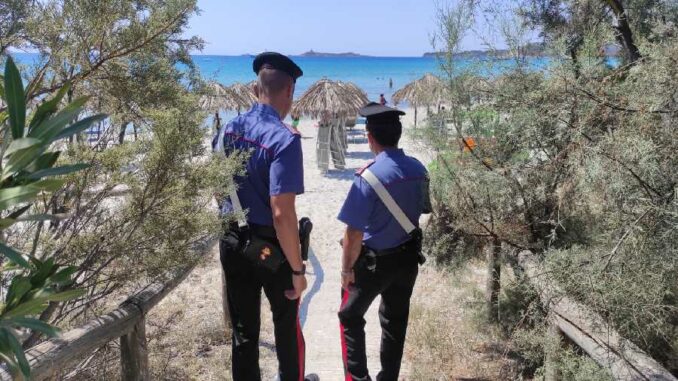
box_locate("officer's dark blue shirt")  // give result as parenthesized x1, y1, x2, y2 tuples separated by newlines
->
(213, 103, 304, 226)
(338, 148, 429, 250)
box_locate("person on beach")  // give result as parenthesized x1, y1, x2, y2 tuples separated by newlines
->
(213, 52, 318, 381)
(337, 103, 432, 381)
(291, 113, 301, 132)
(379, 93, 387, 106)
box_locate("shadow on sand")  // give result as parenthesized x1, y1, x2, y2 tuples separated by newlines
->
(299, 247, 324, 327)
(346, 151, 374, 161)
(323, 167, 358, 181)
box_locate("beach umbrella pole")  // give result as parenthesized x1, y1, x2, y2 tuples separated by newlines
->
(213, 111, 221, 135)
(414, 106, 418, 128)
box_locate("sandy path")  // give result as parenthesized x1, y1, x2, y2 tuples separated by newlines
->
(295, 120, 373, 379)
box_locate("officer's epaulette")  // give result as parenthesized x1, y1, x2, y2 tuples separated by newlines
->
(283, 123, 301, 136)
(355, 161, 375, 176)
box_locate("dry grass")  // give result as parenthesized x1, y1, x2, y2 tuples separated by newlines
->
(145, 251, 231, 380)
(404, 262, 521, 381)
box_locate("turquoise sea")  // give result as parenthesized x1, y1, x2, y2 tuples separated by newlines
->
(193, 55, 550, 102)
(12, 52, 550, 103)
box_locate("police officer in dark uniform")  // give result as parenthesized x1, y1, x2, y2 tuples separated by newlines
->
(337, 103, 431, 381)
(213, 52, 318, 381)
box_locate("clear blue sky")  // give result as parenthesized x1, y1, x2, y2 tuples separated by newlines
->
(186, 0, 493, 56)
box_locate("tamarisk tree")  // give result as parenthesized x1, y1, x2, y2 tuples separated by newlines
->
(423, 0, 677, 375)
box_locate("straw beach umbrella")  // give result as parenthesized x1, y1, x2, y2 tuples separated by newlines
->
(292, 78, 368, 172)
(292, 78, 366, 119)
(392, 81, 417, 106)
(337, 81, 369, 110)
(227, 82, 258, 112)
(199, 81, 245, 133)
(199, 81, 242, 112)
(336, 81, 369, 147)
(392, 73, 447, 127)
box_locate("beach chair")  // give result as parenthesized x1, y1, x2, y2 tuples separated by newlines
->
(330, 122, 346, 169)
(349, 117, 367, 143)
(316, 122, 331, 173)
(316, 120, 346, 173)
(344, 117, 357, 145)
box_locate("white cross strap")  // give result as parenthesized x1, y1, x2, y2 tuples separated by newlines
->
(214, 127, 247, 228)
(361, 168, 416, 234)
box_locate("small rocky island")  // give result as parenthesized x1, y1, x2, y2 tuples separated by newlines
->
(424, 44, 547, 59)
(300, 50, 367, 57)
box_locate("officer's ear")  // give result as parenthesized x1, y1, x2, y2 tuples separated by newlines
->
(253, 82, 260, 98)
(286, 80, 294, 100)
(366, 131, 376, 150)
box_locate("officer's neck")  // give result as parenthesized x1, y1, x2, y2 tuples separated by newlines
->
(257, 98, 287, 120)
(372, 144, 398, 156)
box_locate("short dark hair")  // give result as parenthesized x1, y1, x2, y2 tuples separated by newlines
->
(256, 66, 293, 97)
(367, 121, 402, 147)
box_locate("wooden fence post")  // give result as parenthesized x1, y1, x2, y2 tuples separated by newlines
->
(485, 238, 501, 322)
(120, 317, 149, 381)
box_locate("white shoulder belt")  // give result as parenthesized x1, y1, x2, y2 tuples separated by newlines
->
(214, 127, 247, 228)
(360, 168, 416, 234)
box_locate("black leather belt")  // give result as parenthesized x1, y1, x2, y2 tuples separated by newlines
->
(249, 223, 278, 240)
(365, 243, 410, 257)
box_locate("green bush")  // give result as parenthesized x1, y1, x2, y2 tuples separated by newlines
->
(0, 57, 102, 378)
(424, 0, 678, 375)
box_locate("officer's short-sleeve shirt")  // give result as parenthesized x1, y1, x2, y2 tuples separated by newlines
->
(213, 103, 304, 226)
(338, 148, 429, 250)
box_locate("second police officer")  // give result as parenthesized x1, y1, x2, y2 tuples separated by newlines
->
(337, 103, 432, 381)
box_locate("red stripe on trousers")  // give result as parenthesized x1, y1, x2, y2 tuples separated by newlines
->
(296, 300, 305, 381)
(339, 289, 352, 381)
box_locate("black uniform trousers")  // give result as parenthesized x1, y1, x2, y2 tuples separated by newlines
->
(338, 250, 419, 381)
(220, 228, 305, 381)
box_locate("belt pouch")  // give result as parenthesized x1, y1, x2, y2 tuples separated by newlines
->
(243, 233, 285, 273)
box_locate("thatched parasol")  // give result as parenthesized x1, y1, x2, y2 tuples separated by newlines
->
(199, 81, 252, 133)
(392, 81, 417, 106)
(292, 78, 367, 119)
(199, 81, 243, 112)
(337, 81, 369, 111)
(392, 73, 447, 126)
(292, 78, 369, 173)
(227, 82, 257, 111)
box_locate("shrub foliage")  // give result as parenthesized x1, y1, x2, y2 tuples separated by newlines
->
(423, 0, 678, 374)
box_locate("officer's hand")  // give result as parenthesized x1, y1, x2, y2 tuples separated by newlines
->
(341, 270, 355, 291)
(285, 274, 307, 300)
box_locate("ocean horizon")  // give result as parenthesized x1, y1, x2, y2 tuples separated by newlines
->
(192, 55, 551, 103)
(11, 52, 551, 104)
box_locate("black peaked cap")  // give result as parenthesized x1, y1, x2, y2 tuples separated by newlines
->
(253, 52, 303, 81)
(359, 102, 406, 124)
